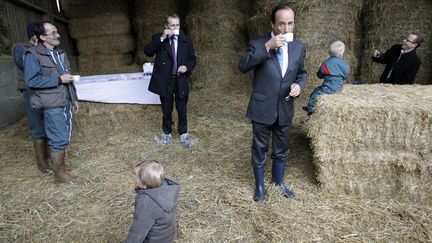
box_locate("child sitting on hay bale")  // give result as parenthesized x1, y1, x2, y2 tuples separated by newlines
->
(125, 160, 180, 243)
(303, 40, 350, 116)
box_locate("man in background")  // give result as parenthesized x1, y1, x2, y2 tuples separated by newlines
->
(144, 14, 197, 149)
(239, 4, 308, 202)
(24, 21, 79, 183)
(13, 22, 51, 174)
(372, 32, 423, 84)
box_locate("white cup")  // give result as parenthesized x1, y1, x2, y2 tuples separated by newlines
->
(173, 29, 180, 36)
(72, 75, 80, 81)
(284, 33, 294, 42)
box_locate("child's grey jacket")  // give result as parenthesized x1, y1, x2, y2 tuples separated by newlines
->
(125, 179, 180, 243)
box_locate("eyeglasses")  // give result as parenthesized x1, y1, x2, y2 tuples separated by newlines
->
(276, 22, 295, 29)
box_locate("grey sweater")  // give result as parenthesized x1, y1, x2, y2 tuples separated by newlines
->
(125, 179, 180, 243)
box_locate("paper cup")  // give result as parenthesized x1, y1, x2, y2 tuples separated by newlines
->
(72, 75, 80, 81)
(173, 29, 180, 36)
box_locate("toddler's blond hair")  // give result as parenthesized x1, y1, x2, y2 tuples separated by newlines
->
(134, 160, 165, 189)
(329, 40, 345, 58)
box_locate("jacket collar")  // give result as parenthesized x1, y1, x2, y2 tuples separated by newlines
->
(35, 42, 64, 56)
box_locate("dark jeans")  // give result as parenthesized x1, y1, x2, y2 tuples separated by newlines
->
(160, 78, 188, 135)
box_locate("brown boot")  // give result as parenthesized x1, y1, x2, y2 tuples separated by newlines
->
(51, 150, 78, 183)
(43, 139, 71, 172)
(33, 139, 52, 173)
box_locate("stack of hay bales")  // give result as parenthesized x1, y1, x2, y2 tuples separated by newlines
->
(133, 0, 177, 65)
(245, 0, 363, 103)
(307, 84, 432, 203)
(186, 0, 249, 91)
(62, 0, 139, 75)
(361, 0, 432, 85)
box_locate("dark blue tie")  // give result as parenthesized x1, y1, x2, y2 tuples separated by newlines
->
(277, 47, 283, 73)
(170, 36, 177, 75)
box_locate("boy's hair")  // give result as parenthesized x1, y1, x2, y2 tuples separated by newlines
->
(329, 40, 345, 58)
(134, 160, 165, 189)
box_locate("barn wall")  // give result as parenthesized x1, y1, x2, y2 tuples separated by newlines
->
(0, 0, 76, 128)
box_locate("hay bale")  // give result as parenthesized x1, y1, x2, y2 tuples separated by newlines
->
(190, 49, 249, 91)
(78, 54, 138, 75)
(245, 13, 270, 40)
(78, 64, 140, 76)
(186, 1, 249, 91)
(69, 12, 132, 39)
(254, 0, 320, 15)
(73, 102, 159, 139)
(61, 0, 130, 18)
(307, 84, 432, 203)
(133, 0, 178, 64)
(77, 35, 135, 56)
(188, 0, 241, 12)
(187, 10, 245, 51)
(361, 0, 432, 85)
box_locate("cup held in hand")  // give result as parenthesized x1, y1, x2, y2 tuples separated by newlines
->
(284, 33, 294, 42)
(72, 75, 80, 81)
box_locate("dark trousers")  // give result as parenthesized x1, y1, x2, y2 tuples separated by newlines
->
(160, 77, 188, 135)
(251, 120, 291, 168)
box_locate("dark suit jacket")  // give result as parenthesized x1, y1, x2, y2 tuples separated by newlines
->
(144, 31, 196, 98)
(373, 44, 421, 84)
(239, 34, 308, 126)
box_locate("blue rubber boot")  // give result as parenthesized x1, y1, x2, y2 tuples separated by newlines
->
(272, 160, 295, 198)
(253, 167, 265, 202)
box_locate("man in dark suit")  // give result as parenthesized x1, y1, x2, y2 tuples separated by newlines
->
(144, 14, 197, 148)
(372, 32, 423, 84)
(239, 4, 308, 202)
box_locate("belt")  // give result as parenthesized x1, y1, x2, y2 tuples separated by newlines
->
(170, 75, 177, 79)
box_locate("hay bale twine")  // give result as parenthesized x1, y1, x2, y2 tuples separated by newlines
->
(307, 84, 432, 203)
(77, 35, 135, 56)
(133, 0, 178, 64)
(246, 0, 363, 105)
(69, 12, 132, 39)
(361, 0, 432, 85)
